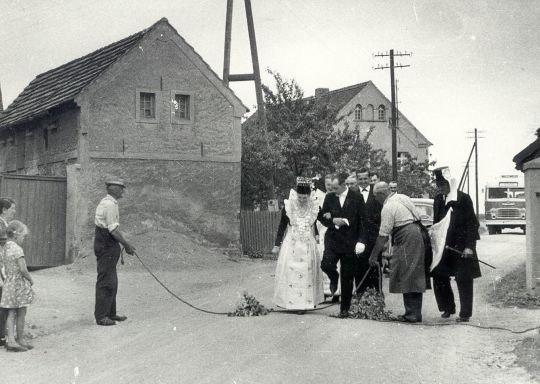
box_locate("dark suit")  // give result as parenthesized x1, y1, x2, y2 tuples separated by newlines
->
(318, 189, 366, 312)
(432, 191, 481, 318)
(355, 184, 383, 295)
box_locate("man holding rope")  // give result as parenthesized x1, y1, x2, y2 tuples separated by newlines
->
(94, 180, 136, 326)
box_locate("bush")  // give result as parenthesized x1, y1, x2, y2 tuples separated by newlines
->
(228, 291, 270, 317)
(348, 288, 394, 320)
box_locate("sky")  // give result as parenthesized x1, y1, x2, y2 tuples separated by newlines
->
(1, 0, 539, 211)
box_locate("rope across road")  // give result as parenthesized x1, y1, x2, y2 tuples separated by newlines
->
(132, 251, 540, 335)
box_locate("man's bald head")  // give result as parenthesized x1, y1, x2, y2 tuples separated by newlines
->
(373, 182, 390, 204)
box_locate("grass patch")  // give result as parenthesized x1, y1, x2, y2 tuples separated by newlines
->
(514, 336, 540, 380)
(487, 263, 540, 308)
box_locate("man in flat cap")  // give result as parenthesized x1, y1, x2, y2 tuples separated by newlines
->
(94, 179, 136, 326)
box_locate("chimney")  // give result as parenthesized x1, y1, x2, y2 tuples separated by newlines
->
(315, 88, 329, 98)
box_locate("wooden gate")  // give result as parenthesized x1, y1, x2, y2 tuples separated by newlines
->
(240, 210, 281, 254)
(0, 174, 67, 267)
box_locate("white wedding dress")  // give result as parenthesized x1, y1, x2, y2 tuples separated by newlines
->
(273, 192, 325, 310)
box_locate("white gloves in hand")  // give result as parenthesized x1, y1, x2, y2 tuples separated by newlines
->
(355, 242, 365, 255)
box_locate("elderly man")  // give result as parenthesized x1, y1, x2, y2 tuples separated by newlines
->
(94, 180, 136, 326)
(369, 182, 430, 323)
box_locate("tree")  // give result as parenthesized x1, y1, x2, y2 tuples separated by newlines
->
(396, 153, 437, 198)
(241, 71, 435, 207)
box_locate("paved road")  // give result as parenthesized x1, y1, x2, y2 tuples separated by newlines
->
(2, 231, 538, 384)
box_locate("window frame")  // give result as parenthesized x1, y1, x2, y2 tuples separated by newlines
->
(378, 105, 386, 121)
(136, 88, 161, 124)
(170, 90, 194, 125)
(354, 104, 362, 121)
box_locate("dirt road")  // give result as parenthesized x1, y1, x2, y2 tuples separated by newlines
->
(2, 230, 538, 383)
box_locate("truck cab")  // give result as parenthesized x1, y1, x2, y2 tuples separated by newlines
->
(485, 175, 526, 234)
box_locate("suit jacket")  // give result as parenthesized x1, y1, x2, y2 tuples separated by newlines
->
(317, 189, 366, 254)
(362, 184, 383, 254)
(432, 190, 481, 280)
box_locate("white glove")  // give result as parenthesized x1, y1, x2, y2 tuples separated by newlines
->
(355, 242, 365, 255)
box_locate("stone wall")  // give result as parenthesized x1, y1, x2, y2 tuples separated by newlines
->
(73, 158, 241, 256)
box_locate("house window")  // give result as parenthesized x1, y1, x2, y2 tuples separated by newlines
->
(136, 89, 160, 123)
(365, 104, 374, 120)
(140, 92, 155, 118)
(174, 94, 190, 119)
(171, 90, 194, 124)
(378, 105, 386, 121)
(354, 104, 362, 120)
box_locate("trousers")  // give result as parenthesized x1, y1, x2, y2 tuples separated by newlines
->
(321, 249, 356, 312)
(433, 277, 474, 318)
(403, 292, 423, 321)
(94, 226, 121, 321)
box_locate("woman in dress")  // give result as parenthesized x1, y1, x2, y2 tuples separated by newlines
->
(271, 177, 324, 312)
(0, 197, 16, 347)
(1, 220, 34, 352)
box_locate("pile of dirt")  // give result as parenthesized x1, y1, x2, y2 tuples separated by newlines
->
(486, 263, 540, 309)
(69, 226, 240, 273)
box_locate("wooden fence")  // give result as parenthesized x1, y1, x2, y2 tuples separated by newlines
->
(0, 174, 67, 267)
(239, 210, 281, 254)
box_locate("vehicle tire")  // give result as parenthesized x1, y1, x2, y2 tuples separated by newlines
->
(488, 226, 495, 235)
(522, 226, 526, 235)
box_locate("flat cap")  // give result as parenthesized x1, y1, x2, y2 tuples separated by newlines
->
(105, 179, 126, 188)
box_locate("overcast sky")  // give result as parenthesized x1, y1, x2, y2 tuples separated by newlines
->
(1, 0, 539, 207)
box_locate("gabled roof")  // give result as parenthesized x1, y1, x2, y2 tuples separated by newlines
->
(0, 24, 150, 128)
(0, 17, 247, 128)
(513, 132, 540, 171)
(304, 82, 370, 111)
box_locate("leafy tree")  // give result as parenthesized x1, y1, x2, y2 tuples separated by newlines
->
(241, 71, 436, 207)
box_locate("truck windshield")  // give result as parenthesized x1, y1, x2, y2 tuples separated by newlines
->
(487, 188, 525, 199)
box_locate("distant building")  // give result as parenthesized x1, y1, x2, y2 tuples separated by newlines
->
(0, 18, 247, 256)
(308, 81, 432, 163)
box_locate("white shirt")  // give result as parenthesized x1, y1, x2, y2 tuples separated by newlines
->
(379, 193, 421, 237)
(359, 185, 370, 203)
(95, 195, 120, 232)
(338, 187, 349, 208)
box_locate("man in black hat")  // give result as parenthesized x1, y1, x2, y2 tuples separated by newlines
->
(94, 180, 136, 326)
(431, 167, 481, 322)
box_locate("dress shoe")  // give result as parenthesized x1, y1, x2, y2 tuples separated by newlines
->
(441, 311, 455, 319)
(397, 315, 421, 323)
(456, 317, 470, 323)
(96, 317, 116, 326)
(337, 311, 350, 319)
(16, 339, 34, 350)
(110, 315, 127, 322)
(5, 342, 28, 352)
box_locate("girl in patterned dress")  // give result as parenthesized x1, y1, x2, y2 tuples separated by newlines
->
(1, 220, 34, 352)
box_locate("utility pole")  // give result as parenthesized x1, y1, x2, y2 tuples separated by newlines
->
(374, 50, 411, 181)
(465, 129, 486, 219)
(222, 0, 266, 130)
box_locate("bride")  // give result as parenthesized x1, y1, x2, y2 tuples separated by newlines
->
(271, 177, 324, 311)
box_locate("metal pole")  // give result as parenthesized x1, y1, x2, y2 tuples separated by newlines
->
(390, 49, 397, 181)
(223, 0, 233, 85)
(244, 0, 266, 130)
(475, 128, 479, 218)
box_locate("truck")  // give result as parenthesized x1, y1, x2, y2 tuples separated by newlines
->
(484, 175, 526, 235)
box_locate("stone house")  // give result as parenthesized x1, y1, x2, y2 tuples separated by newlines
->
(0, 18, 247, 260)
(513, 129, 540, 294)
(309, 81, 432, 164)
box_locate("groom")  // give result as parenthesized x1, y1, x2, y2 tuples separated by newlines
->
(318, 172, 367, 317)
